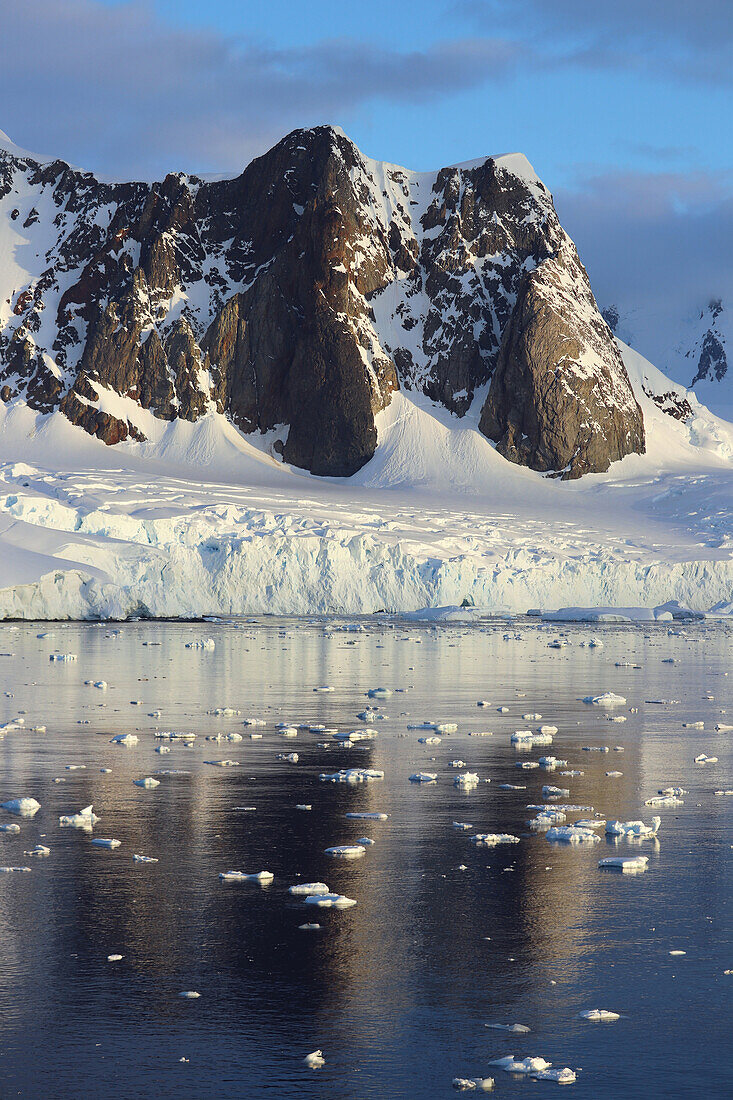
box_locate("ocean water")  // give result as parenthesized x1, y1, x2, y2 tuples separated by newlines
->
(0, 617, 730, 1099)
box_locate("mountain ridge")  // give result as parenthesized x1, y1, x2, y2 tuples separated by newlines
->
(1, 124, 645, 477)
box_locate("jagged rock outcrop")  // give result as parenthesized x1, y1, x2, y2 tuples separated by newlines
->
(0, 125, 646, 476)
(480, 249, 645, 478)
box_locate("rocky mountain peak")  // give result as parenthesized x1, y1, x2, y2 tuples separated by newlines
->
(0, 125, 645, 478)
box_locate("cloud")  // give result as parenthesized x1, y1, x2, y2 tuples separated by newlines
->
(456, 0, 733, 85)
(554, 168, 733, 355)
(0, 0, 526, 176)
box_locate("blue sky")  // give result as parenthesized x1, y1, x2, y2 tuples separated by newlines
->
(2, 0, 732, 345)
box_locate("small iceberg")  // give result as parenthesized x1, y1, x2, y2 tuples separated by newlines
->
(133, 777, 160, 789)
(409, 773, 438, 783)
(452, 1077, 494, 1091)
(2, 797, 41, 817)
(583, 693, 626, 707)
(470, 833, 520, 847)
(59, 805, 99, 829)
(324, 845, 366, 860)
(109, 734, 138, 747)
(304, 1050, 325, 1069)
(304, 893, 357, 909)
(599, 855, 649, 873)
(91, 838, 121, 849)
(219, 870, 274, 883)
(579, 1009, 620, 1022)
(288, 883, 330, 897)
(605, 816, 660, 839)
(546, 826, 600, 844)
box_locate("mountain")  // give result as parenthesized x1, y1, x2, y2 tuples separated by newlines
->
(0, 125, 644, 479)
(603, 298, 731, 420)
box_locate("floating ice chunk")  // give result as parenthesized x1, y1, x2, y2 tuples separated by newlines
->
(304, 893, 357, 909)
(107, 954, 123, 962)
(436, 723, 458, 733)
(546, 826, 600, 844)
(179, 991, 200, 999)
(25, 845, 50, 857)
(320, 768, 384, 784)
(279, 727, 298, 737)
(60, 804, 99, 828)
(579, 1009, 620, 1022)
(450, 760, 466, 768)
(2, 797, 41, 817)
(243, 718, 266, 727)
(276, 752, 299, 763)
(133, 854, 158, 864)
(133, 777, 160, 789)
(583, 693, 626, 707)
(454, 772, 480, 790)
(497, 706, 509, 713)
(477, 700, 490, 707)
(528, 810, 567, 830)
(324, 845, 366, 860)
(219, 870, 274, 883)
(659, 787, 686, 797)
(299, 923, 321, 931)
(499, 783, 526, 790)
(539, 757, 567, 770)
(156, 745, 171, 754)
(210, 707, 241, 717)
(485, 1023, 531, 1034)
(345, 812, 388, 821)
(669, 950, 686, 956)
(522, 713, 542, 720)
(91, 838, 121, 849)
(516, 761, 539, 770)
(574, 819, 606, 829)
(599, 855, 649, 873)
(645, 795, 683, 807)
(296, 804, 312, 811)
(582, 746, 610, 753)
(49, 653, 77, 662)
(409, 773, 438, 783)
(304, 1050, 325, 1069)
(453, 822, 473, 830)
(204, 759, 241, 767)
(683, 721, 704, 729)
(470, 833, 520, 846)
(605, 771, 623, 778)
(185, 638, 215, 649)
(418, 736, 442, 745)
(109, 734, 138, 746)
(289, 883, 330, 897)
(511, 730, 534, 745)
(155, 731, 196, 742)
(694, 754, 718, 764)
(605, 817, 661, 838)
(714, 723, 733, 732)
(489, 1056, 551, 1075)
(0, 823, 20, 833)
(532, 1068, 577, 1084)
(0, 866, 31, 873)
(543, 786, 570, 799)
(367, 687, 392, 698)
(452, 1077, 494, 1091)
(714, 789, 733, 796)
(313, 685, 334, 693)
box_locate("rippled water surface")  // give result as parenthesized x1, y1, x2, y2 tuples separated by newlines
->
(0, 617, 730, 1099)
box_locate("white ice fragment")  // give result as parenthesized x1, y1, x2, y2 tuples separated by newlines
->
(276, 752, 299, 763)
(107, 954, 123, 962)
(133, 854, 158, 863)
(320, 768, 383, 784)
(304, 1050, 325, 1069)
(599, 855, 649, 873)
(367, 687, 391, 698)
(605, 771, 623, 778)
(133, 777, 160, 789)
(452, 1077, 494, 1091)
(49, 653, 77, 662)
(179, 991, 200, 999)
(605, 816, 660, 838)
(324, 845, 366, 860)
(485, 1023, 531, 1034)
(313, 685, 334, 693)
(470, 833, 520, 847)
(669, 950, 687, 956)
(0, 823, 20, 833)
(109, 734, 138, 746)
(155, 731, 196, 742)
(219, 870, 274, 883)
(0, 866, 31, 873)
(2, 797, 41, 817)
(546, 826, 600, 844)
(204, 759, 241, 767)
(59, 804, 99, 828)
(25, 845, 50, 857)
(583, 693, 626, 707)
(288, 883, 330, 896)
(579, 1009, 620, 1022)
(345, 812, 388, 821)
(418, 736, 441, 745)
(694, 754, 718, 764)
(409, 773, 438, 783)
(454, 772, 480, 790)
(304, 893, 357, 909)
(185, 638, 215, 649)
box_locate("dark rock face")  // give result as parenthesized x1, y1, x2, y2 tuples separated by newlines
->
(0, 126, 646, 477)
(691, 301, 728, 386)
(480, 251, 645, 478)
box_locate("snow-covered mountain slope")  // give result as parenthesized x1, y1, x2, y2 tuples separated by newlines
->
(604, 299, 732, 421)
(0, 338, 729, 619)
(0, 124, 643, 479)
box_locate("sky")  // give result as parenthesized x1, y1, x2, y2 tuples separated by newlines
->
(2, 0, 731, 354)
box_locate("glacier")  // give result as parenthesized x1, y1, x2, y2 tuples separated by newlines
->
(0, 340, 731, 620)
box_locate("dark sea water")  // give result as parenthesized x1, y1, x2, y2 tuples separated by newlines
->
(0, 617, 730, 1099)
